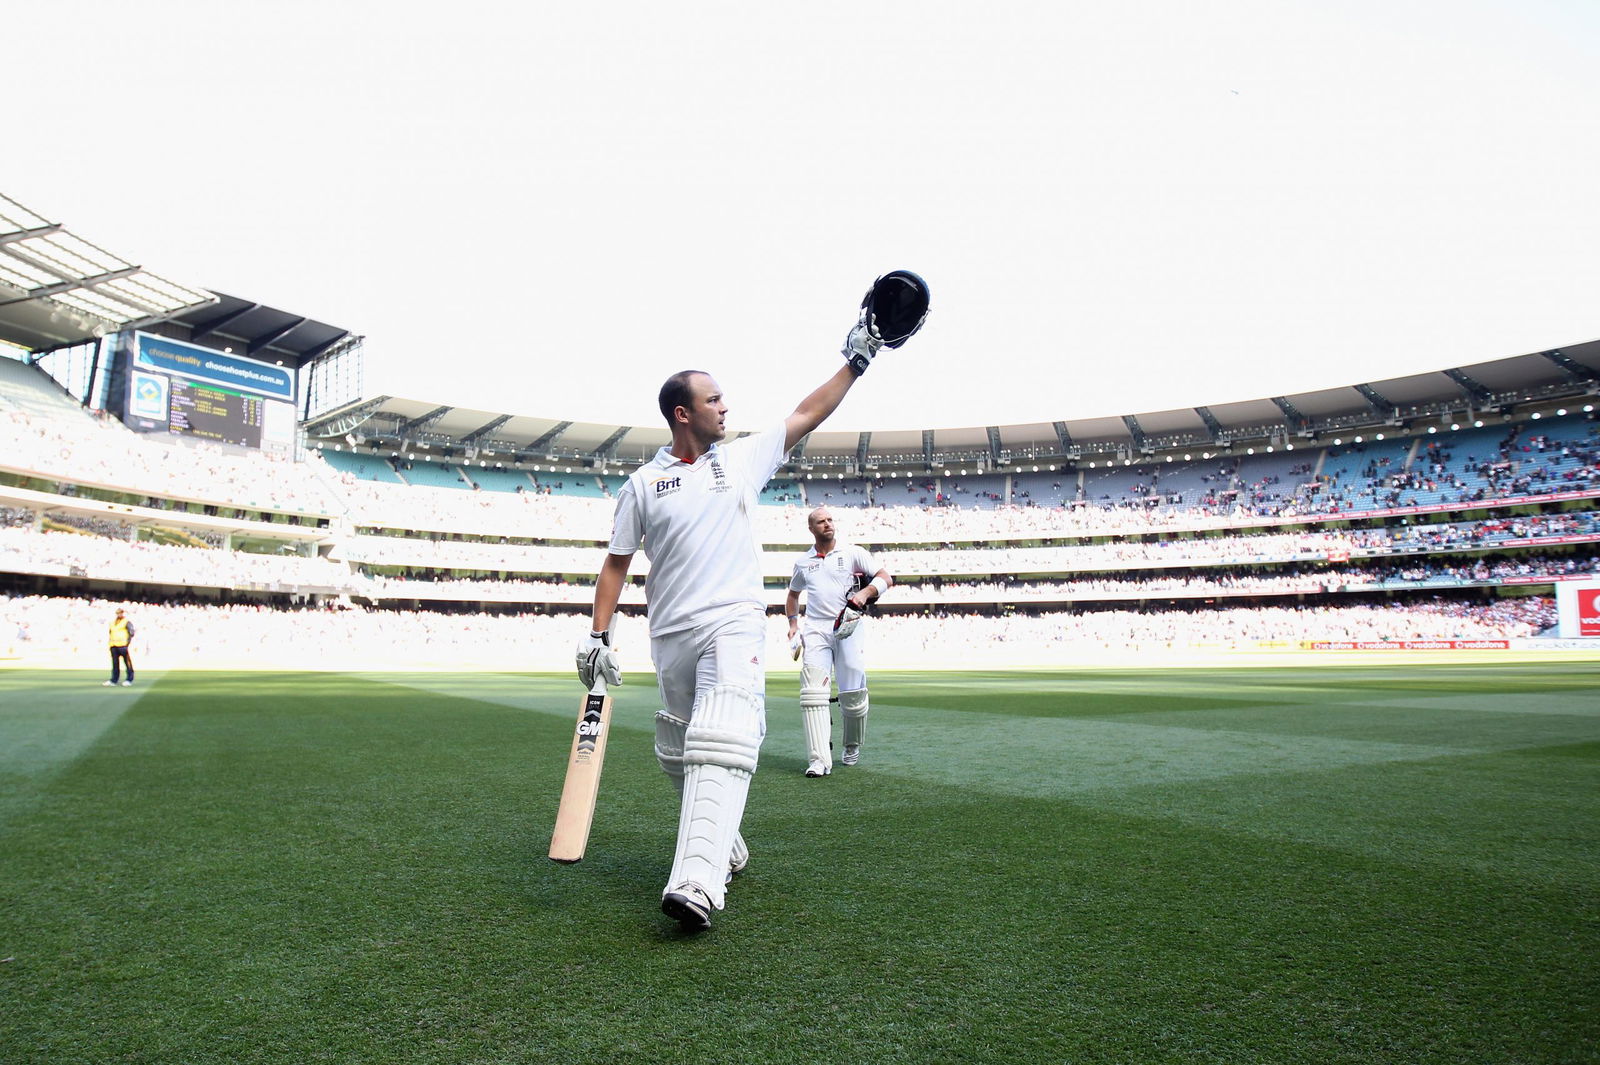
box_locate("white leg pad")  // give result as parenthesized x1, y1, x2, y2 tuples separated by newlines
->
(666, 684, 764, 910)
(800, 685, 832, 770)
(840, 688, 868, 749)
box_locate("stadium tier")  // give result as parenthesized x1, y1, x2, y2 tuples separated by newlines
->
(4, 229, 1600, 675)
(5, 348, 1600, 669)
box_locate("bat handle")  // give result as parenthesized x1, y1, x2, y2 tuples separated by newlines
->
(588, 612, 619, 696)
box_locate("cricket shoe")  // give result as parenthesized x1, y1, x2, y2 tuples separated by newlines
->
(841, 744, 860, 766)
(804, 760, 831, 777)
(661, 884, 714, 932)
(121, 681, 133, 687)
(102, 681, 114, 686)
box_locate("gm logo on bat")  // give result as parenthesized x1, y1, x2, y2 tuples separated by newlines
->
(576, 697, 606, 755)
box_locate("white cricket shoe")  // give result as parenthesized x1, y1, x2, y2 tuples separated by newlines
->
(841, 744, 860, 766)
(804, 759, 831, 778)
(661, 884, 714, 932)
(121, 681, 133, 687)
(102, 680, 114, 686)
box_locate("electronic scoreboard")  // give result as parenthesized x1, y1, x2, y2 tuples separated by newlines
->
(121, 333, 296, 455)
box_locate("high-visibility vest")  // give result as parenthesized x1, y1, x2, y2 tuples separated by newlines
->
(109, 618, 132, 648)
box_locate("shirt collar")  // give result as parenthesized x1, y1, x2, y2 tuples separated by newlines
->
(654, 442, 721, 469)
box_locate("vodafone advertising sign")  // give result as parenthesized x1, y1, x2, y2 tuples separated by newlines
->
(1555, 580, 1600, 638)
(1579, 588, 1600, 637)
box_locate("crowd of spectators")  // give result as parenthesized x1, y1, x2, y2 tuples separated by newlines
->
(6, 401, 1598, 547)
(4, 404, 339, 516)
(0, 527, 351, 590)
(1, 593, 1562, 672)
(3, 385, 1597, 670)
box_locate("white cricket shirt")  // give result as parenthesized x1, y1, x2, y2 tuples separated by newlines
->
(609, 424, 789, 637)
(789, 541, 881, 637)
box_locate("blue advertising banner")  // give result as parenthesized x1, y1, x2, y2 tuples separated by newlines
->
(134, 333, 295, 401)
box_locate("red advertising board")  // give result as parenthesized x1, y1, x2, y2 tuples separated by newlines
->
(1306, 640, 1511, 651)
(1579, 588, 1600, 637)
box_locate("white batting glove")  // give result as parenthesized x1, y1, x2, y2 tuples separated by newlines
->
(576, 629, 622, 688)
(788, 633, 803, 661)
(842, 311, 884, 375)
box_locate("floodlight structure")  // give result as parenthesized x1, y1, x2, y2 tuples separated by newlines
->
(0, 193, 216, 352)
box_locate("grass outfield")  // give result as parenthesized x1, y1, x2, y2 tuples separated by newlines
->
(2, 664, 1598, 1064)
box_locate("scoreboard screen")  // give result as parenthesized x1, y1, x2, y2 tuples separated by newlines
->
(121, 335, 296, 455)
(167, 379, 265, 448)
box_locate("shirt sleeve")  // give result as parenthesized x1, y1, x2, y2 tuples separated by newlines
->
(788, 559, 807, 592)
(727, 423, 790, 492)
(853, 545, 880, 577)
(608, 480, 642, 554)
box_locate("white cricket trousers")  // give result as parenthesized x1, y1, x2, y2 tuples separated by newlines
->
(652, 604, 769, 718)
(799, 624, 867, 693)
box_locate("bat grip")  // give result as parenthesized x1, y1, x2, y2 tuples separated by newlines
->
(588, 612, 619, 696)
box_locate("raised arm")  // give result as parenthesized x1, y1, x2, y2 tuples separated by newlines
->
(785, 364, 860, 451)
(786, 270, 931, 451)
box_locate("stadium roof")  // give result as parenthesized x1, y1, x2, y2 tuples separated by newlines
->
(158, 293, 354, 371)
(0, 193, 216, 352)
(305, 338, 1600, 471)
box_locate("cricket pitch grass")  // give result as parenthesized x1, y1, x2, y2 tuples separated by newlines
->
(2, 663, 1597, 1064)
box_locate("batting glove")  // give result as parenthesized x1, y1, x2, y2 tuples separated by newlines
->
(841, 311, 884, 376)
(576, 629, 622, 688)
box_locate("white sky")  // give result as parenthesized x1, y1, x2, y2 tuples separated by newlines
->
(9, 0, 1599, 433)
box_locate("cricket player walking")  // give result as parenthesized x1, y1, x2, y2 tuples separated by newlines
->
(785, 507, 892, 777)
(576, 271, 929, 932)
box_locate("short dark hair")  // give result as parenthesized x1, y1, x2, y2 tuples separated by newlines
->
(658, 370, 707, 426)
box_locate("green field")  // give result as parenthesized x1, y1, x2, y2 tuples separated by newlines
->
(2, 664, 1598, 1064)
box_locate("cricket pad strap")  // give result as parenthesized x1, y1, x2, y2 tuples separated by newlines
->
(655, 709, 688, 785)
(684, 684, 764, 774)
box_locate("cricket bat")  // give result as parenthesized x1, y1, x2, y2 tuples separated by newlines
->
(549, 622, 617, 863)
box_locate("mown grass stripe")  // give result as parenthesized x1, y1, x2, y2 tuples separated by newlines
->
(0, 665, 1594, 1064)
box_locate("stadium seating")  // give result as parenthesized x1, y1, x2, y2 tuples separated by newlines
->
(317, 448, 405, 484)
(461, 466, 538, 493)
(1008, 470, 1076, 507)
(540, 475, 607, 498)
(395, 459, 471, 490)
(760, 479, 802, 505)
(0, 354, 87, 422)
(4, 353, 1597, 673)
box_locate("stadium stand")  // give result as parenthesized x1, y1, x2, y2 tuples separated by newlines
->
(541, 475, 607, 498)
(3, 209, 1598, 673)
(1008, 470, 1077, 507)
(318, 448, 405, 484)
(461, 466, 539, 493)
(394, 458, 471, 490)
(760, 479, 802, 505)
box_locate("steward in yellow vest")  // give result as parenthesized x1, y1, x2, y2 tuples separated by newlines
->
(106, 609, 136, 687)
